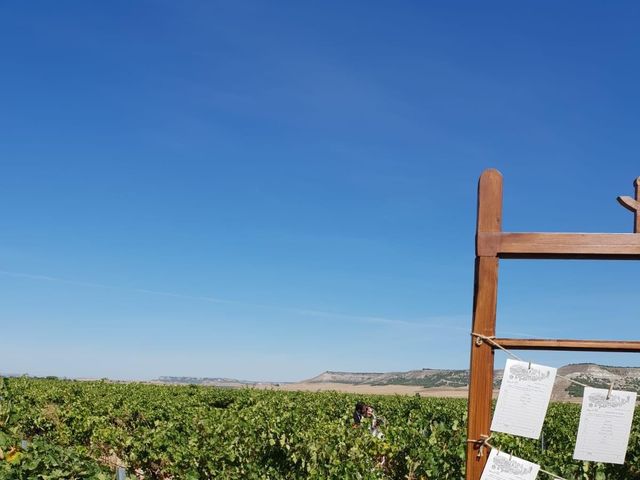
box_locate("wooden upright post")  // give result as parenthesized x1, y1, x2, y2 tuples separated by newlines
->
(617, 177, 640, 234)
(635, 177, 639, 234)
(466, 169, 502, 479)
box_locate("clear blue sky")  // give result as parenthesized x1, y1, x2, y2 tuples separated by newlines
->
(1, 1, 639, 381)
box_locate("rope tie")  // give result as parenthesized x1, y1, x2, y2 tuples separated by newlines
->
(467, 434, 493, 459)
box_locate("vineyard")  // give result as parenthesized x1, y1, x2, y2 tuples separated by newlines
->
(1, 377, 639, 479)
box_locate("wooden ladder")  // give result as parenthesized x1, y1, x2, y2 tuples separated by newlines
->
(466, 169, 640, 480)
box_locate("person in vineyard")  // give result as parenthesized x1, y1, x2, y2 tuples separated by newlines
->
(353, 402, 388, 469)
(352, 401, 372, 426)
(353, 403, 384, 435)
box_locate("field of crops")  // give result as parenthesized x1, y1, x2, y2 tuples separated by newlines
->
(1, 377, 639, 479)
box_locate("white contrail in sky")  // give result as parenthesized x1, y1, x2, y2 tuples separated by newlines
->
(0, 270, 557, 340)
(0, 269, 469, 330)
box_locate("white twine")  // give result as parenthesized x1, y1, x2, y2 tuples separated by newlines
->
(471, 333, 591, 389)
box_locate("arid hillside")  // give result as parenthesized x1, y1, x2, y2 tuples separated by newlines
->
(156, 363, 640, 401)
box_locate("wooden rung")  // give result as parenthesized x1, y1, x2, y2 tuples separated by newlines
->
(493, 338, 640, 353)
(478, 232, 640, 259)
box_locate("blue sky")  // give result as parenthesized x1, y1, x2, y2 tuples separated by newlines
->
(1, 1, 639, 381)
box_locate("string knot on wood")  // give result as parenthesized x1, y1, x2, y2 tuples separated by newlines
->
(470, 333, 525, 362)
(467, 434, 493, 459)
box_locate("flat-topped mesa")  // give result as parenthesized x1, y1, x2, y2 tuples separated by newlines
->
(616, 176, 640, 233)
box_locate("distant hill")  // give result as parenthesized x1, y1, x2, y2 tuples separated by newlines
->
(304, 369, 473, 388)
(155, 376, 286, 387)
(152, 364, 640, 401)
(302, 364, 640, 401)
(553, 363, 640, 399)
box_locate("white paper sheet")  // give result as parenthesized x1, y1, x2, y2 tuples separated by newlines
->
(480, 449, 540, 480)
(491, 359, 557, 439)
(573, 387, 637, 464)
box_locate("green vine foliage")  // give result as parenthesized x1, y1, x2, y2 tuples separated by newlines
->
(0, 377, 639, 479)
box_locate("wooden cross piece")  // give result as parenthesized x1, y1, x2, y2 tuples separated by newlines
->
(617, 177, 640, 233)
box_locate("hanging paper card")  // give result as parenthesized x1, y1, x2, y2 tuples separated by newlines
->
(491, 359, 556, 439)
(573, 387, 637, 464)
(480, 449, 540, 480)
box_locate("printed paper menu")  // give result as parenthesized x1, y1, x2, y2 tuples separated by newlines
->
(573, 387, 637, 464)
(480, 449, 540, 480)
(491, 359, 557, 439)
